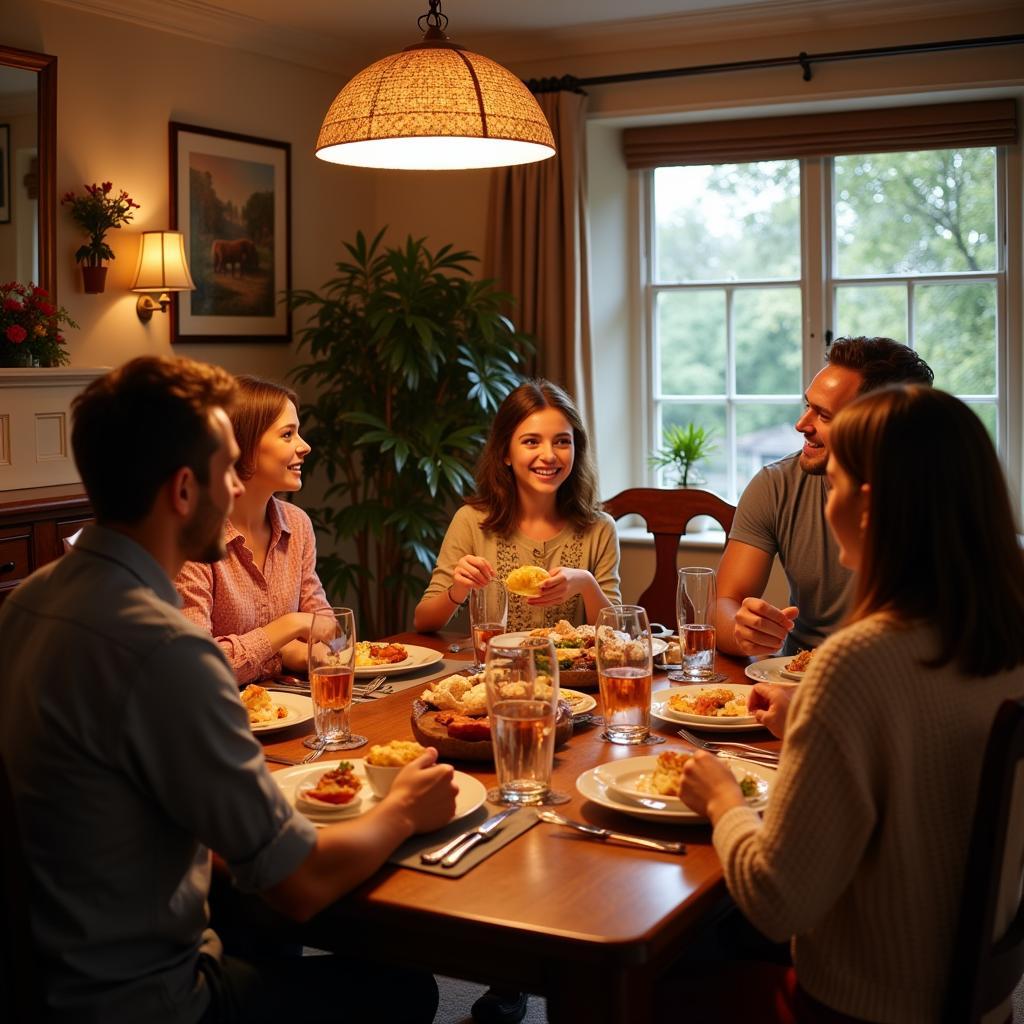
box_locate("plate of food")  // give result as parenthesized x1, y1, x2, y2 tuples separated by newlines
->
(651, 684, 758, 730)
(560, 687, 597, 718)
(578, 750, 773, 822)
(411, 672, 574, 761)
(745, 650, 816, 684)
(272, 757, 487, 827)
(653, 636, 682, 668)
(354, 642, 444, 678)
(241, 684, 314, 733)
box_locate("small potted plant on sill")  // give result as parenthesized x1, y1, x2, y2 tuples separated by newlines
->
(0, 281, 77, 367)
(648, 422, 717, 488)
(61, 181, 140, 293)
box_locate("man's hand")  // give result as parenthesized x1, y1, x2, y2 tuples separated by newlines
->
(386, 749, 458, 833)
(733, 599, 799, 656)
(678, 751, 746, 823)
(748, 682, 797, 739)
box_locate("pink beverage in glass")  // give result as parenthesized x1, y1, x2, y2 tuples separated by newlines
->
(472, 623, 505, 666)
(680, 623, 717, 681)
(599, 666, 653, 743)
(310, 664, 354, 742)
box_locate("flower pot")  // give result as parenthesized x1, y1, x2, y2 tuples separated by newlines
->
(2, 348, 34, 367)
(82, 266, 108, 294)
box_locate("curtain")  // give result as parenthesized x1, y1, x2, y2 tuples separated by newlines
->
(485, 89, 595, 433)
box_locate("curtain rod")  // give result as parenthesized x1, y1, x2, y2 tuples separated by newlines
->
(526, 32, 1024, 94)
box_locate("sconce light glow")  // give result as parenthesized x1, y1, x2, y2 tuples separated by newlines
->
(131, 230, 195, 322)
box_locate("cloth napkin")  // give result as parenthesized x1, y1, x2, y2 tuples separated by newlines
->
(389, 805, 539, 878)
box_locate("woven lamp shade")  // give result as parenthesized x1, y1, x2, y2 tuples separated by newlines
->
(316, 42, 556, 170)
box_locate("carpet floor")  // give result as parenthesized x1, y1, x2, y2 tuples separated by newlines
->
(435, 978, 547, 1024)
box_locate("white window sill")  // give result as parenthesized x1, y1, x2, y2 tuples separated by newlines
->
(616, 525, 726, 551)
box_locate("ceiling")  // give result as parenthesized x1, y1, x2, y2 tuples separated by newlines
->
(55, 0, 976, 74)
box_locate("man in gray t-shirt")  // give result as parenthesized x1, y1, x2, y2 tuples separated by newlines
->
(0, 358, 456, 1023)
(716, 337, 933, 659)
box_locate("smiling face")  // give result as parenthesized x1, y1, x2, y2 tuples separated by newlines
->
(825, 452, 870, 572)
(505, 407, 575, 502)
(253, 400, 310, 494)
(794, 364, 864, 475)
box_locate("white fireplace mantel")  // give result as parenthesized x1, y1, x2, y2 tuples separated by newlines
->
(0, 367, 110, 492)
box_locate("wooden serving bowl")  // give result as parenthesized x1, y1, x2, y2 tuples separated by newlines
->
(410, 699, 575, 764)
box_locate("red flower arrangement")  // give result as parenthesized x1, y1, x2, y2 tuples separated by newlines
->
(0, 282, 78, 367)
(61, 181, 140, 266)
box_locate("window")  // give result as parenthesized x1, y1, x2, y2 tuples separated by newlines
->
(645, 145, 1006, 501)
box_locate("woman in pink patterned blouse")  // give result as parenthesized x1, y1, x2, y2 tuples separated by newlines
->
(176, 376, 331, 683)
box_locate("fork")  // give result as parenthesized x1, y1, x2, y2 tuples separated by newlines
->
(675, 726, 780, 764)
(301, 739, 327, 764)
(355, 674, 388, 696)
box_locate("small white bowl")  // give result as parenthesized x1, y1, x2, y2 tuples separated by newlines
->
(363, 761, 403, 799)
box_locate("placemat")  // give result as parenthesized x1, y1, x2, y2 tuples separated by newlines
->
(372, 659, 474, 696)
(389, 806, 539, 877)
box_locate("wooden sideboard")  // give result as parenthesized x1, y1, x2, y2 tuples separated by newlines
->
(0, 486, 93, 604)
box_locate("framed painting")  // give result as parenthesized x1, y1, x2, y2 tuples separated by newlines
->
(0, 125, 10, 223)
(169, 122, 291, 343)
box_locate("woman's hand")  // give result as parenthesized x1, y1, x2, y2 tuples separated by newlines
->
(279, 638, 309, 671)
(748, 682, 797, 739)
(449, 555, 496, 604)
(679, 750, 747, 823)
(528, 567, 590, 606)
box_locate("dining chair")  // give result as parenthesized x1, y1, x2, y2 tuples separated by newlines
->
(603, 487, 736, 627)
(0, 753, 42, 1020)
(944, 697, 1024, 1024)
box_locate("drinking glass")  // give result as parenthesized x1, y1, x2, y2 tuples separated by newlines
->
(595, 605, 662, 745)
(672, 567, 726, 683)
(484, 635, 568, 805)
(304, 607, 367, 751)
(469, 579, 508, 672)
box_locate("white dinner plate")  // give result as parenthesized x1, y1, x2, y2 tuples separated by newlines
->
(249, 691, 314, 733)
(577, 755, 775, 822)
(745, 655, 809, 684)
(560, 688, 597, 717)
(355, 644, 445, 678)
(271, 759, 487, 828)
(651, 683, 759, 731)
(500, 630, 666, 659)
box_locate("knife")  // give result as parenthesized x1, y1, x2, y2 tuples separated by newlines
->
(420, 806, 521, 867)
(537, 810, 686, 854)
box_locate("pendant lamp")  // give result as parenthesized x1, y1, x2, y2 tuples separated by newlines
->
(315, 0, 556, 170)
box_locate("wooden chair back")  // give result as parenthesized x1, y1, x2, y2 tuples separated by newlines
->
(0, 753, 42, 1019)
(944, 698, 1024, 1023)
(603, 487, 736, 627)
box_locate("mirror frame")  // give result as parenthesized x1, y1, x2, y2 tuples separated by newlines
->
(0, 44, 56, 298)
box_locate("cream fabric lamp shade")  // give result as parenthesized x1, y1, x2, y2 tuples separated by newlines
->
(131, 231, 195, 293)
(316, 21, 556, 170)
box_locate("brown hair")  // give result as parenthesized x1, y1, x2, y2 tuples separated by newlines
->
(72, 356, 237, 525)
(231, 375, 299, 481)
(826, 336, 934, 393)
(468, 379, 601, 537)
(830, 385, 1024, 676)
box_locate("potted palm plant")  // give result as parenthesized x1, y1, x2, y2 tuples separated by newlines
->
(289, 229, 532, 637)
(61, 182, 140, 293)
(648, 422, 717, 488)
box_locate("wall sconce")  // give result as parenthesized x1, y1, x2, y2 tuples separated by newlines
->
(131, 230, 195, 322)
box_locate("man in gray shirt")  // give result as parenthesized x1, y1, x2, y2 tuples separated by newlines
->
(0, 357, 456, 1023)
(716, 337, 934, 659)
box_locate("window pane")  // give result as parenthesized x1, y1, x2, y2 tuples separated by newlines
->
(834, 148, 997, 277)
(657, 290, 725, 395)
(654, 162, 800, 283)
(914, 282, 996, 394)
(735, 403, 803, 493)
(834, 285, 906, 341)
(968, 402, 998, 447)
(659, 403, 727, 494)
(734, 288, 802, 395)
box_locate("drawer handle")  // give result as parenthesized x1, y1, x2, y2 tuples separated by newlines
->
(0, 561, 15, 575)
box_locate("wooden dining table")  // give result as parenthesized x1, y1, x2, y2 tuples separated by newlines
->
(261, 634, 779, 1024)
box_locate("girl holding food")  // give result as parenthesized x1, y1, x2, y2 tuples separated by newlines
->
(414, 379, 620, 635)
(677, 386, 1024, 1023)
(176, 375, 332, 683)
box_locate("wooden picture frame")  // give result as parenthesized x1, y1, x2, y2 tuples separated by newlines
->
(0, 125, 10, 224)
(169, 122, 291, 343)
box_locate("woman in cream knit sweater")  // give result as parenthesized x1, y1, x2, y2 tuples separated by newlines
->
(680, 386, 1024, 1023)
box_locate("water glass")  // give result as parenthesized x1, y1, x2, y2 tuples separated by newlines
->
(304, 607, 367, 751)
(469, 579, 508, 671)
(484, 635, 568, 805)
(595, 605, 660, 745)
(673, 567, 724, 683)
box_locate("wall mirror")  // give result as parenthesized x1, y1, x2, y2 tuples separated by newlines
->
(0, 45, 56, 298)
